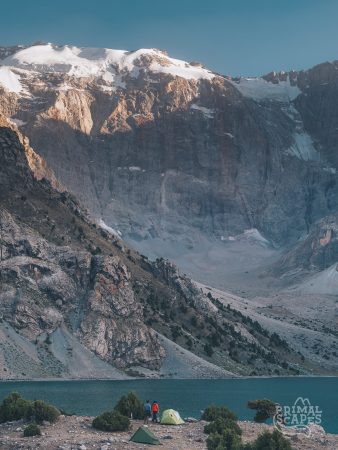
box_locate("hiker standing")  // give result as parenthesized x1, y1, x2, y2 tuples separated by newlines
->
(152, 401, 159, 423)
(143, 399, 152, 424)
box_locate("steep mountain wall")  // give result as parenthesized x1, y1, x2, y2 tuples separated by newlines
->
(1, 44, 338, 258)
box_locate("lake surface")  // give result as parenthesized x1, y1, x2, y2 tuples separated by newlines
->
(0, 377, 337, 434)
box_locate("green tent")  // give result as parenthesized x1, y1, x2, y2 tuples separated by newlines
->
(130, 426, 162, 445)
(160, 409, 185, 425)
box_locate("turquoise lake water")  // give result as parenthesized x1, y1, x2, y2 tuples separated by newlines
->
(0, 378, 337, 434)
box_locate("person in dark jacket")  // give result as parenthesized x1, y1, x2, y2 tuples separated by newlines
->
(143, 399, 151, 424)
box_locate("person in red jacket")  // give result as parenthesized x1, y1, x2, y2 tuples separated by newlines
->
(151, 400, 160, 423)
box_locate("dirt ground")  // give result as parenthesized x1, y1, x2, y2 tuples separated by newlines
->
(0, 416, 337, 450)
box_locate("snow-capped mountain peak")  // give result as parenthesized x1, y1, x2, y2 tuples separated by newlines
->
(0, 43, 215, 81)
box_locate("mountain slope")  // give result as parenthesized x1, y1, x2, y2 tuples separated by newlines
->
(0, 116, 164, 375)
(271, 212, 338, 282)
(0, 116, 318, 377)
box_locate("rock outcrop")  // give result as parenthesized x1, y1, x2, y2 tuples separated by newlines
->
(272, 213, 338, 279)
(0, 120, 164, 374)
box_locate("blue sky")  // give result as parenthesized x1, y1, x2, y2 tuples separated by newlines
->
(1, 0, 338, 76)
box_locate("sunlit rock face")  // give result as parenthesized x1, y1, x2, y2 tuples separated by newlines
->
(1, 43, 338, 255)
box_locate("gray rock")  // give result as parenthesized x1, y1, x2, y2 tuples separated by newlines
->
(0, 122, 164, 373)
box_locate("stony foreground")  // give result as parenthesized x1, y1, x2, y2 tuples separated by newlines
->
(0, 416, 337, 450)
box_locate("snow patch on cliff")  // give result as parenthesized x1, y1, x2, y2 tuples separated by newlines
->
(231, 77, 301, 102)
(227, 228, 270, 247)
(190, 104, 214, 117)
(280, 102, 319, 161)
(99, 219, 122, 237)
(296, 264, 338, 295)
(150, 56, 214, 80)
(243, 229, 270, 245)
(0, 67, 22, 93)
(287, 132, 319, 161)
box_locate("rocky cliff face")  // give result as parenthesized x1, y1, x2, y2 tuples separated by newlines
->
(0, 119, 164, 375)
(272, 213, 338, 279)
(1, 44, 338, 259)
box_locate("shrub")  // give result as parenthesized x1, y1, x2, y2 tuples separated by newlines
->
(92, 411, 130, 432)
(207, 429, 243, 450)
(204, 343, 214, 357)
(0, 392, 33, 423)
(204, 417, 242, 436)
(246, 429, 293, 450)
(247, 399, 277, 423)
(114, 392, 143, 419)
(23, 423, 41, 437)
(32, 400, 60, 424)
(206, 432, 224, 450)
(0, 393, 61, 425)
(202, 405, 237, 422)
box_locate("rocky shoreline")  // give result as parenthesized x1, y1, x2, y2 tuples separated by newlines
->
(0, 416, 337, 450)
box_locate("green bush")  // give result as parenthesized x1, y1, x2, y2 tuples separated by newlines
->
(206, 433, 224, 450)
(92, 410, 130, 432)
(247, 399, 277, 423)
(32, 400, 60, 424)
(207, 429, 243, 450)
(0, 392, 33, 423)
(202, 405, 237, 422)
(207, 428, 293, 450)
(246, 429, 293, 450)
(0, 393, 61, 425)
(204, 417, 242, 436)
(23, 423, 41, 437)
(114, 392, 143, 419)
